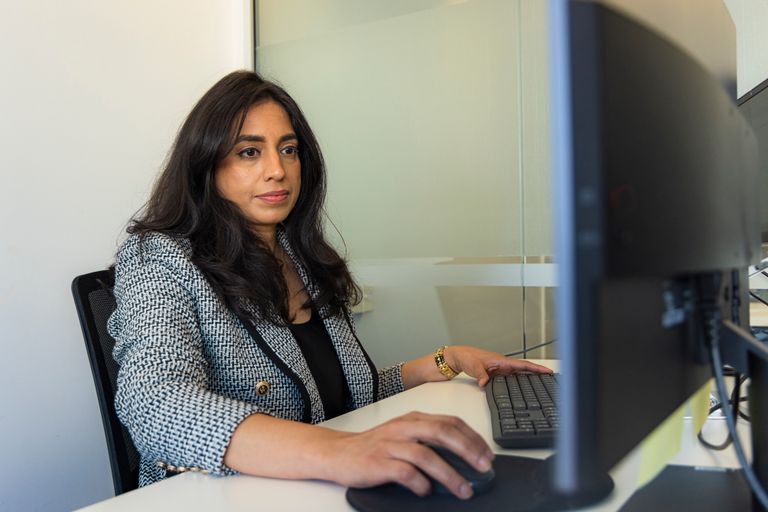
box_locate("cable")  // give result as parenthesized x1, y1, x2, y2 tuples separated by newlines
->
(505, 338, 557, 358)
(698, 396, 750, 450)
(733, 269, 742, 324)
(750, 291, 768, 309)
(732, 374, 751, 422)
(737, 374, 751, 422)
(708, 396, 750, 420)
(707, 312, 768, 510)
(697, 369, 750, 450)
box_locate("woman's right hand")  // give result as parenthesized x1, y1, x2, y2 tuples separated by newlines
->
(321, 411, 494, 500)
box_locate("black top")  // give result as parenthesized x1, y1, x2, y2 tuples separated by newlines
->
(289, 310, 350, 420)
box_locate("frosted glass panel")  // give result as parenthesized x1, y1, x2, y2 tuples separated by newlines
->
(258, 0, 521, 258)
(256, 0, 554, 366)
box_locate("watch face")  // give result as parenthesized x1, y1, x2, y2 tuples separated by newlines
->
(435, 347, 458, 379)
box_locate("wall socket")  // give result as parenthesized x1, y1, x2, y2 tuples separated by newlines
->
(352, 285, 374, 314)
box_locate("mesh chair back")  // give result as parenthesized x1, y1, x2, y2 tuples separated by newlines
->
(72, 270, 140, 495)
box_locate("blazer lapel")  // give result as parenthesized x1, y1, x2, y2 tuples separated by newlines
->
(320, 312, 377, 408)
(251, 319, 326, 423)
(236, 307, 324, 423)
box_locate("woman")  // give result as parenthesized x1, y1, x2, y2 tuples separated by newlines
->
(108, 70, 551, 500)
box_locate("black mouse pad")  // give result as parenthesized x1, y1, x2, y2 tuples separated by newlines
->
(346, 454, 560, 512)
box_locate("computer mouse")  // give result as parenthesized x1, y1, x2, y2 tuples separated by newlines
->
(425, 444, 495, 496)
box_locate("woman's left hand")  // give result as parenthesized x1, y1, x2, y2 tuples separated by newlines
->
(443, 345, 553, 387)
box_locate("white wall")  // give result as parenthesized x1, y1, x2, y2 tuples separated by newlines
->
(724, 0, 768, 96)
(0, 2, 251, 510)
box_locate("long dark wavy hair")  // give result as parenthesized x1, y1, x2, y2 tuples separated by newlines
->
(128, 70, 360, 324)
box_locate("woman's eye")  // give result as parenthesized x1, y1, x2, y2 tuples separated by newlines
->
(238, 147, 259, 158)
(281, 146, 299, 156)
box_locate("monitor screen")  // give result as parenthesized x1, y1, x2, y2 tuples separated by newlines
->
(738, 78, 768, 242)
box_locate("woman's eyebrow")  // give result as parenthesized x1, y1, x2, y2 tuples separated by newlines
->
(234, 133, 297, 144)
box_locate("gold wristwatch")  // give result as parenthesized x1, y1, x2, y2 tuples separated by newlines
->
(434, 345, 459, 379)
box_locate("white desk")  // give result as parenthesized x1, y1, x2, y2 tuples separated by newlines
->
(751, 301, 768, 327)
(78, 360, 750, 511)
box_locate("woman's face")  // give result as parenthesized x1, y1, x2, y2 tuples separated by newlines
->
(215, 100, 301, 242)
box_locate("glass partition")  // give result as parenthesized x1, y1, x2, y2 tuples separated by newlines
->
(256, 0, 555, 366)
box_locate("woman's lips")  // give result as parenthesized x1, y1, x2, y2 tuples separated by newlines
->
(256, 190, 289, 204)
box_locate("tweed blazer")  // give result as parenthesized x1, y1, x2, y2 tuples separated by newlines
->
(108, 231, 405, 486)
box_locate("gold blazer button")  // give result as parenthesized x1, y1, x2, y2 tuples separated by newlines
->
(256, 380, 270, 396)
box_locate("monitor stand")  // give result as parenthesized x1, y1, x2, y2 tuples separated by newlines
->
(346, 454, 613, 512)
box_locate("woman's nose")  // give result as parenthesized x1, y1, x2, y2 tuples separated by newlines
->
(263, 150, 286, 180)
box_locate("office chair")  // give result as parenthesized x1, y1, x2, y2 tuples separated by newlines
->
(72, 270, 140, 495)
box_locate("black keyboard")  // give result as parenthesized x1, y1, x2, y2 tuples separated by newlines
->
(485, 373, 560, 448)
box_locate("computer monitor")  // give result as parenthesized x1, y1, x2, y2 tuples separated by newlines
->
(738, 77, 768, 242)
(551, 1, 768, 510)
(347, 2, 768, 511)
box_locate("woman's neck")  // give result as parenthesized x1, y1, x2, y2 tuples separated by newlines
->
(251, 226, 278, 252)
